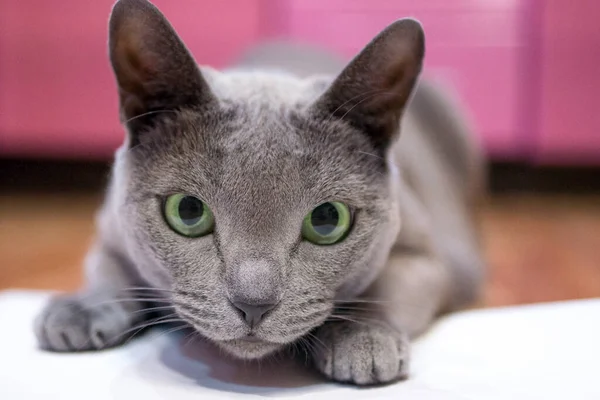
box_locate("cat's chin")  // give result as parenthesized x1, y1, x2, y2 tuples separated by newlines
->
(215, 337, 284, 360)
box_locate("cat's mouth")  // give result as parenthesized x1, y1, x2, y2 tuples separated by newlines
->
(238, 334, 262, 343)
(216, 336, 284, 359)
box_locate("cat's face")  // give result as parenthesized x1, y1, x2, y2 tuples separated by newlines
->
(120, 98, 401, 358)
(109, 0, 423, 359)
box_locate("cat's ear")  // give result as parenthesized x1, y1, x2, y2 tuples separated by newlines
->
(108, 0, 216, 134)
(312, 19, 424, 149)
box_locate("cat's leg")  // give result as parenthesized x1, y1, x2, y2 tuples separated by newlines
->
(34, 242, 150, 352)
(313, 251, 451, 385)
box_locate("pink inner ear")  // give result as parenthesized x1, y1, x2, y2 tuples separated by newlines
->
(114, 33, 158, 93)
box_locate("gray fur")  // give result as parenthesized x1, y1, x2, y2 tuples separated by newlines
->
(34, 0, 484, 386)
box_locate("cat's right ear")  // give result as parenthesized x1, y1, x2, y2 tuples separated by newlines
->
(108, 0, 216, 139)
(310, 19, 424, 151)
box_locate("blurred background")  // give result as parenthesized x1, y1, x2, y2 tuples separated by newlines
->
(1, 0, 599, 306)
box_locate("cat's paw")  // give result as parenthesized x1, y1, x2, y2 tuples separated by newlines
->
(34, 294, 133, 352)
(312, 322, 409, 385)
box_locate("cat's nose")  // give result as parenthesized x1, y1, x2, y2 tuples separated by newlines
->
(231, 300, 277, 327)
(226, 258, 281, 327)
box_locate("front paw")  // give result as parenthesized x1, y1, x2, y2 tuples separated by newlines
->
(312, 322, 409, 385)
(34, 294, 134, 352)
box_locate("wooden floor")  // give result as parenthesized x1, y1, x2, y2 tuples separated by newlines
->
(1, 192, 599, 307)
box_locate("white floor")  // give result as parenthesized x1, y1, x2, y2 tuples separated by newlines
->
(1, 290, 599, 399)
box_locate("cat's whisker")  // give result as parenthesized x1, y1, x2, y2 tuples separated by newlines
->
(327, 314, 373, 325)
(297, 341, 308, 363)
(72, 288, 174, 302)
(327, 314, 401, 334)
(123, 324, 188, 347)
(357, 295, 430, 310)
(297, 337, 316, 363)
(356, 150, 384, 160)
(176, 308, 213, 330)
(119, 316, 188, 346)
(152, 324, 192, 342)
(338, 91, 398, 122)
(321, 88, 392, 127)
(67, 288, 173, 302)
(333, 306, 427, 316)
(121, 287, 176, 293)
(306, 332, 329, 353)
(269, 347, 285, 367)
(107, 297, 172, 303)
(123, 109, 177, 125)
(131, 305, 176, 315)
(334, 298, 434, 319)
(289, 341, 298, 359)
(43, 296, 176, 325)
(80, 297, 176, 311)
(75, 315, 186, 351)
(181, 330, 202, 348)
(333, 299, 393, 304)
(334, 305, 376, 311)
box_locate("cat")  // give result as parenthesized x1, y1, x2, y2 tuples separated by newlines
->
(34, 0, 485, 386)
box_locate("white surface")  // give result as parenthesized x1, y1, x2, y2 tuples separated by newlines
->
(1, 290, 599, 399)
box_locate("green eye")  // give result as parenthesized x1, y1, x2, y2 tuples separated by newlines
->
(163, 194, 214, 237)
(301, 202, 352, 245)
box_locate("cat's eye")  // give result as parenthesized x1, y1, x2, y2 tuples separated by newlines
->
(301, 202, 352, 245)
(163, 194, 214, 237)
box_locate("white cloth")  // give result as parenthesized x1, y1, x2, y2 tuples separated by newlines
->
(1, 290, 598, 399)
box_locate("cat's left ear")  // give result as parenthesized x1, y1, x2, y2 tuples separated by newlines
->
(108, 0, 217, 135)
(311, 19, 424, 150)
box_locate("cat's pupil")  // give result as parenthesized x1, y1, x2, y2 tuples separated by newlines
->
(178, 196, 204, 226)
(311, 203, 339, 235)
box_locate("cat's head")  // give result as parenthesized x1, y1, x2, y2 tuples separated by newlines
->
(108, 0, 424, 359)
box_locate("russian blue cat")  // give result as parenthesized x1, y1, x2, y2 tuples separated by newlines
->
(34, 0, 484, 385)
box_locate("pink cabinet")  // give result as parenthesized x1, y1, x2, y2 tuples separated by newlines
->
(262, 0, 536, 160)
(1, 0, 599, 164)
(535, 0, 600, 164)
(261, 0, 600, 165)
(0, 0, 261, 159)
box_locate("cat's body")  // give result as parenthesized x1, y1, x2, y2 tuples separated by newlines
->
(34, 0, 484, 386)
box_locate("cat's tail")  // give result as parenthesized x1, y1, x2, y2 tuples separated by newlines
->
(410, 79, 487, 206)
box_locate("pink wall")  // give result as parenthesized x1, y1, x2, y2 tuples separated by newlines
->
(536, 0, 600, 164)
(260, 0, 600, 165)
(0, 0, 261, 159)
(1, 0, 599, 165)
(265, 0, 532, 160)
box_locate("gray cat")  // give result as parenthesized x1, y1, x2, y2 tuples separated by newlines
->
(34, 0, 485, 386)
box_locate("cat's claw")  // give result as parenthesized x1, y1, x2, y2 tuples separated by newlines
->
(313, 322, 409, 385)
(34, 295, 133, 352)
